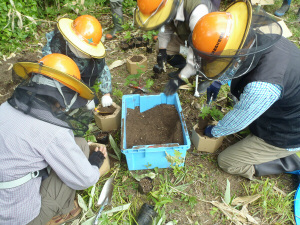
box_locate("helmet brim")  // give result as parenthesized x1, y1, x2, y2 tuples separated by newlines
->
(58, 18, 106, 59)
(134, 0, 180, 31)
(13, 62, 94, 100)
(198, 0, 252, 78)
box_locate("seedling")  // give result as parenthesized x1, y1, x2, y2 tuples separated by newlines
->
(199, 105, 224, 121)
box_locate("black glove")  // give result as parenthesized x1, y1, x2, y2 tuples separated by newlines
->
(157, 49, 167, 65)
(164, 77, 186, 96)
(153, 49, 167, 74)
(207, 81, 222, 104)
(204, 125, 215, 138)
(89, 151, 105, 168)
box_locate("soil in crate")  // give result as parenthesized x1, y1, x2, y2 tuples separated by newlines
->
(130, 55, 144, 62)
(96, 105, 116, 116)
(126, 104, 184, 148)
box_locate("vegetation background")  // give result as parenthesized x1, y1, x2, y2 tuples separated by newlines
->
(0, 0, 300, 224)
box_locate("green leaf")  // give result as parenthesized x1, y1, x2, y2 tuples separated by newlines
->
(109, 134, 121, 161)
(77, 194, 88, 212)
(224, 179, 231, 205)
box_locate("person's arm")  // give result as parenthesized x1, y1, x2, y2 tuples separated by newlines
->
(157, 24, 174, 49)
(41, 130, 100, 190)
(98, 63, 113, 107)
(179, 4, 209, 79)
(42, 31, 55, 57)
(211, 82, 282, 137)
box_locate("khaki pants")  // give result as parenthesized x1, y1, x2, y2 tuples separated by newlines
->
(28, 137, 89, 225)
(218, 134, 300, 180)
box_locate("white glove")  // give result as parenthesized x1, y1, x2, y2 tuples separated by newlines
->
(101, 95, 113, 107)
(86, 100, 95, 110)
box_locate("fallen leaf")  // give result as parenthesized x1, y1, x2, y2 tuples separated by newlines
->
(108, 59, 126, 70)
(231, 194, 261, 206)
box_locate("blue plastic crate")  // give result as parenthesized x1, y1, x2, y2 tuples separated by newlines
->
(121, 93, 191, 170)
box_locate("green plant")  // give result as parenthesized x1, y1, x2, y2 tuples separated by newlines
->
(242, 178, 295, 224)
(124, 31, 132, 43)
(199, 105, 224, 121)
(84, 123, 98, 143)
(142, 30, 158, 45)
(125, 64, 145, 86)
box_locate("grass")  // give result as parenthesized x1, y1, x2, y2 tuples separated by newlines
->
(2, 0, 299, 224)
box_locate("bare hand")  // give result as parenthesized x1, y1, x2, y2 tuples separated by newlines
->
(94, 146, 107, 158)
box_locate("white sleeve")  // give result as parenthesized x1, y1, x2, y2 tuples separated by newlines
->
(158, 24, 174, 49)
(180, 5, 209, 79)
(189, 5, 209, 31)
(42, 130, 100, 190)
(180, 47, 197, 79)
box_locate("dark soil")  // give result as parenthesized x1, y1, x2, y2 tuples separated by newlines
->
(197, 116, 211, 131)
(96, 105, 116, 116)
(138, 177, 153, 194)
(130, 55, 143, 62)
(126, 104, 184, 148)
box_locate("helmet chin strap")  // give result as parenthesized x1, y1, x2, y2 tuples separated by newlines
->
(32, 74, 78, 112)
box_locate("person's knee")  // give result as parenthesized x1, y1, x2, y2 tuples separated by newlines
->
(217, 152, 234, 173)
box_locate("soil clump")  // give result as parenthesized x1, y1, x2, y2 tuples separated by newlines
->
(126, 104, 184, 148)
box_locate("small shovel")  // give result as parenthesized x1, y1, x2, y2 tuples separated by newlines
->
(93, 177, 114, 225)
(128, 84, 150, 93)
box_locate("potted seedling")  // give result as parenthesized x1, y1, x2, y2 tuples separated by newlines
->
(120, 31, 133, 51)
(124, 31, 135, 49)
(142, 30, 158, 53)
(191, 105, 225, 153)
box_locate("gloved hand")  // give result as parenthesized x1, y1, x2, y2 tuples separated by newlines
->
(153, 49, 167, 74)
(86, 100, 95, 110)
(207, 81, 222, 104)
(101, 95, 113, 107)
(89, 151, 105, 168)
(157, 49, 167, 65)
(204, 125, 215, 138)
(164, 77, 186, 96)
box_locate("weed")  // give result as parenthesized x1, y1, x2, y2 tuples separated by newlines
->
(199, 105, 224, 121)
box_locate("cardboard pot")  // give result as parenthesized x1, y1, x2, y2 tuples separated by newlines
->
(126, 54, 147, 75)
(93, 102, 121, 132)
(191, 124, 224, 153)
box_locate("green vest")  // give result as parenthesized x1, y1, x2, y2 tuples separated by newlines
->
(171, 0, 215, 42)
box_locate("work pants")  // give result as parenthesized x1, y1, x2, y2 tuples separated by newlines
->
(28, 137, 89, 225)
(217, 134, 300, 180)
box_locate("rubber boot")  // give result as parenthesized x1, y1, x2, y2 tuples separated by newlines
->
(274, 0, 292, 17)
(105, 1, 124, 40)
(254, 154, 300, 177)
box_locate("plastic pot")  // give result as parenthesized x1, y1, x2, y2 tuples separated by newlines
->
(146, 46, 153, 53)
(96, 132, 109, 144)
(134, 203, 157, 225)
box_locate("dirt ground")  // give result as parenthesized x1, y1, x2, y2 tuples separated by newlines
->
(0, 19, 296, 224)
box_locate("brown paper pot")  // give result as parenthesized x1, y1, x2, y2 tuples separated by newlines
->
(126, 54, 147, 74)
(191, 124, 224, 153)
(89, 143, 111, 176)
(93, 102, 121, 132)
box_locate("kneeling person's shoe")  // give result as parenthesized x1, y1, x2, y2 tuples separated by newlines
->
(46, 200, 82, 225)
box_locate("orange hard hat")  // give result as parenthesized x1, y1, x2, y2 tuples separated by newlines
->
(192, 12, 233, 56)
(37, 54, 81, 89)
(190, 0, 252, 78)
(71, 15, 102, 46)
(137, 0, 166, 15)
(13, 53, 94, 100)
(58, 15, 106, 58)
